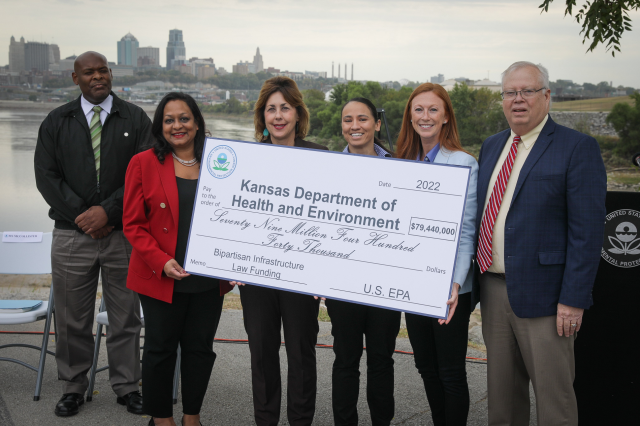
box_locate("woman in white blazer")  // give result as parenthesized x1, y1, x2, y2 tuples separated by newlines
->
(395, 83, 478, 426)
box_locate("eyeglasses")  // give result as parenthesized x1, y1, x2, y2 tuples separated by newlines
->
(500, 88, 546, 100)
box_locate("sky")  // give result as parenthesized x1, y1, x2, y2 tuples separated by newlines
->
(2, 0, 640, 87)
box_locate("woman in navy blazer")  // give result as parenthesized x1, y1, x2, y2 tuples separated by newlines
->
(395, 83, 478, 426)
(124, 93, 232, 426)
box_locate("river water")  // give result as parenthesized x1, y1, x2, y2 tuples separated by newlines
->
(0, 108, 256, 232)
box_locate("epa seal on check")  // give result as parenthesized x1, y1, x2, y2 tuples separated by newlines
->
(207, 145, 237, 179)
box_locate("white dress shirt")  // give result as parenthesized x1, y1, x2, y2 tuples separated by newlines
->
(80, 94, 113, 127)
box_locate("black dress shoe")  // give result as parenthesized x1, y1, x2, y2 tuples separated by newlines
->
(116, 390, 144, 415)
(54, 393, 84, 417)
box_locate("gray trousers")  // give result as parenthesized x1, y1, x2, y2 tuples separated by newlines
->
(51, 229, 141, 397)
(480, 273, 577, 426)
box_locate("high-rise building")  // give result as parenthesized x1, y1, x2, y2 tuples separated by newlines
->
(9, 36, 25, 72)
(49, 44, 60, 66)
(25, 42, 50, 72)
(253, 47, 263, 73)
(430, 74, 445, 84)
(189, 57, 215, 78)
(166, 29, 186, 69)
(332, 61, 334, 79)
(117, 33, 139, 66)
(232, 61, 250, 75)
(137, 46, 160, 68)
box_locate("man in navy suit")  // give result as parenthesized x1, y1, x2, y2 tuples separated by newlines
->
(476, 61, 606, 425)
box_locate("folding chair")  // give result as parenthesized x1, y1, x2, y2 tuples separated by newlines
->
(86, 300, 181, 404)
(0, 232, 55, 401)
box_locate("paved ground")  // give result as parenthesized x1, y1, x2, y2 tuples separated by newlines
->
(0, 282, 538, 425)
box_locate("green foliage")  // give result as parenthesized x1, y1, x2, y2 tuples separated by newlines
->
(606, 93, 640, 157)
(28, 94, 38, 102)
(200, 97, 252, 115)
(304, 81, 509, 151)
(306, 81, 414, 148)
(448, 83, 509, 146)
(539, 0, 640, 56)
(197, 80, 511, 151)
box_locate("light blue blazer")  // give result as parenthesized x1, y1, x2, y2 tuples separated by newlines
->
(433, 147, 478, 296)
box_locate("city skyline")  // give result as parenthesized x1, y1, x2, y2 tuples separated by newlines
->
(1, 0, 639, 87)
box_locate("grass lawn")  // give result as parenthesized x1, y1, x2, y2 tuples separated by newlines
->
(608, 171, 640, 188)
(551, 96, 633, 112)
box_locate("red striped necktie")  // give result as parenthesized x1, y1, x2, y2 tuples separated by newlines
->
(477, 135, 521, 273)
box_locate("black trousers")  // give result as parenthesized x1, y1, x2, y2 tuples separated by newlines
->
(405, 292, 472, 426)
(239, 285, 320, 426)
(139, 288, 224, 418)
(325, 299, 401, 426)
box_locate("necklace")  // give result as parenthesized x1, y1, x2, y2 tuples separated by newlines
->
(172, 152, 198, 167)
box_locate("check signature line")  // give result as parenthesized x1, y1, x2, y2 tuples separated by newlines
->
(205, 266, 307, 286)
(392, 187, 461, 197)
(222, 207, 406, 235)
(195, 234, 422, 272)
(329, 288, 441, 309)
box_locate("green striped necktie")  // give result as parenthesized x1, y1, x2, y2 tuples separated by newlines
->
(89, 105, 102, 180)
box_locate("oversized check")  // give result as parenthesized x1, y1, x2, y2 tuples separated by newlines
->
(184, 138, 471, 318)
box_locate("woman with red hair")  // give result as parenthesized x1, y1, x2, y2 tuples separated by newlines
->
(396, 83, 479, 426)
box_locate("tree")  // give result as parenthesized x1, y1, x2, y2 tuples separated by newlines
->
(606, 92, 640, 156)
(539, 0, 640, 56)
(448, 83, 508, 146)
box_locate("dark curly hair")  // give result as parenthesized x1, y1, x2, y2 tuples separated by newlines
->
(151, 92, 207, 163)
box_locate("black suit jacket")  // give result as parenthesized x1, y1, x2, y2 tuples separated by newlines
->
(34, 92, 153, 231)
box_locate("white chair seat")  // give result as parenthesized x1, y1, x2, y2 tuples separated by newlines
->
(0, 301, 49, 325)
(0, 231, 55, 401)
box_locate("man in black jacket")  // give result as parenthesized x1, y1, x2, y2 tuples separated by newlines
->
(34, 51, 151, 417)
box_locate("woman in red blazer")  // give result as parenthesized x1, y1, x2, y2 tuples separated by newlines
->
(123, 92, 231, 426)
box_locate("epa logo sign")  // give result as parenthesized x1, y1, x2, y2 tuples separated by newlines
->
(207, 145, 237, 179)
(601, 209, 640, 268)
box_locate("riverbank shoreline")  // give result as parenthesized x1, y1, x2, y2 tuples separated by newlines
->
(0, 100, 254, 122)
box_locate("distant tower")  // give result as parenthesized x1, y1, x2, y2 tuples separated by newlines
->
(351, 63, 353, 81)
(117, 33, 139, 66)
(166, 29, 186, 69)
(9, 35, 26, 72)
(24, 42, 50, 72)
(253, 47, 264, 73)
(332, 61, 334, 79)
(338, 63, 341, 79)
